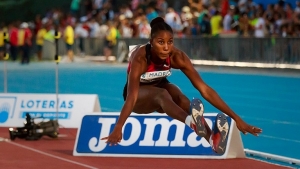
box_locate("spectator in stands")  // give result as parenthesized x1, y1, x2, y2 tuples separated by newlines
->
(285, 3, 294, 22)
(295, 1, 300, 13)
(208, 4, 217, 17)
(239, 12, 251, 37)
(190, 17, 198, 33)
(70, 0, 81, 18)
(89, 17, 100, 55)
(280, 24, 288, 37)
(220, 0, 230, 17)
(146, 5, 159, 22)
(294, 24, 300, 37)
(64, 22, 75, 62)
(138, 15, 151, 38)
(82, 0, 94, 17)
(131, 0, 140, 12)
(99, 21, 108, 39)
(35, 24, 47, 61)
(181, 6, 192, 22)
(101, 1, 115, 22)
(272, 12, 282, 36)
(20, 22, 32, 64)
(93, 0, 105, 12)
(75, 19, 89, 56)
(34, 14, 42, 37)
(118, 15, 133, 38)
(104, 21, 117, 61)
(199, 13, 211, 36)
(0, 24, 5, 60)
(119, 4, 134, 19)
(210, 10, 223, 36)
(247, 3, 256, 20)
(164, 7, 182, 35)
(238, 0, 253, 14)
(156, 0, 168, 17)
(43, 22, 55, 43)
(264, 4, 275, 23)
(254, 12, 266, 38)
(181, 9, 193, 29)
(223, 8, 234, 31)
(197, 4, 209, 25)
(187, 0, 203, 13)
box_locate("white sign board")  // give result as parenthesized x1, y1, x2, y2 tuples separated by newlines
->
(0, 93, 101, 128)
(73, 112, 245, 159)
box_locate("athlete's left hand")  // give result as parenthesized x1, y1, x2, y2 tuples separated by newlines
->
(235, 118, 262, 136)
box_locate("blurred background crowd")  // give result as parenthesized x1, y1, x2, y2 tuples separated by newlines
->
(0, 0, 300, 63)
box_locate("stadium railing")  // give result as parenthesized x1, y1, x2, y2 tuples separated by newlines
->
(42, 37, 300, 68)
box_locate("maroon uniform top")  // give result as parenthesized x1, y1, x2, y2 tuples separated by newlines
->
(127, 44, 172, 83)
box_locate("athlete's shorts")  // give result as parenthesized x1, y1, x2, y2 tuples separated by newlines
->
(123, 78, 170, 101)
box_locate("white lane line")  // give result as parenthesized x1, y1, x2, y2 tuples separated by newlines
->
(260, 135, 300, 144)
(246, 157, 295, 169)
(240, 116, 300, 126)
(191, 59, 300, 69)
(245, 149, 300, 166)
(5, 140, 98, 169)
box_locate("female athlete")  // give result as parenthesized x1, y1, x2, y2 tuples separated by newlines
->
(101, 17, 262, 154)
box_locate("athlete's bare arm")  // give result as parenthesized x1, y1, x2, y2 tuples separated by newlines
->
(171, 47, 262, 136)
(101, 46, 147, 145)
(116, 46, 147, 127)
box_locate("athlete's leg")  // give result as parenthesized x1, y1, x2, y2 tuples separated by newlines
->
(132, 85, 209, 139)
(162, 83, 230, 154)
(162, 83, 212, 141)
(131, 84, 228, 154)
(161, 83, 190, 113)
(132, 85, 188, 123)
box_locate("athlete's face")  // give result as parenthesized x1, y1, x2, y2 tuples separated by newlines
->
(150, 30, 174, 60)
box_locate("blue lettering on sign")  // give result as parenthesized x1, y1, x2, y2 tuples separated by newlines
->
(42, 100, 47, 108)
(21, 112, 70, 119)
(60, 101, 66, 108)
(49, 100, 55, 108)
(36, 100, 41, 107)
(75, 114, 231, 156)
(68, 101, 73, 108)
(20, 100, 74, 109)
(27, 100, 34, 108)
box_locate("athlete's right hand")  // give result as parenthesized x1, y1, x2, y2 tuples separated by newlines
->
(101, 126, 123, 146)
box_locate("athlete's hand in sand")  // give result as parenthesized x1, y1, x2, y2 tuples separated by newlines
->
(101, 125, 122, 146)
(235, 118, 262, 136)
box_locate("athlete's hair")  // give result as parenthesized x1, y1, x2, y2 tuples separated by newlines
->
(150, 17, 173, 38)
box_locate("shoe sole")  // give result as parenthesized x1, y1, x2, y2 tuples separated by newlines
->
(190, 98, 207, 137)
(214, 113, 229, 155)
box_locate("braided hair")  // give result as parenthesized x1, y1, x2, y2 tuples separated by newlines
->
(150, 17, 173, 38)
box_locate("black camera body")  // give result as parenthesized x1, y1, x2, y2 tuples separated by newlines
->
(9, 113, 59, 141)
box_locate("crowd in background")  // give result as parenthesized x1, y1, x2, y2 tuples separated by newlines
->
(1, 0, 300, 62)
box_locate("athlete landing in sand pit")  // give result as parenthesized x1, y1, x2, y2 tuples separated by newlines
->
(101, 17, 262, 155)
